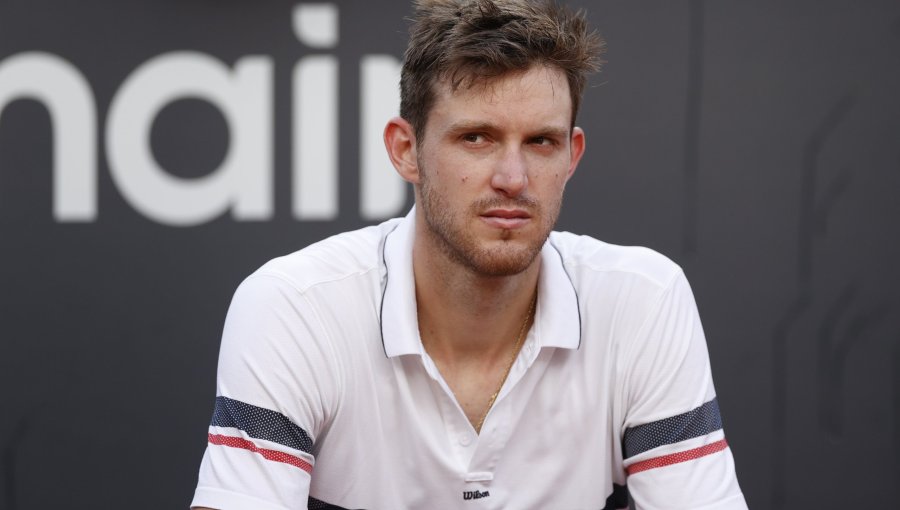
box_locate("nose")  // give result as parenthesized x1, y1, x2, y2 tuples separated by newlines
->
(490, 147, 528, 197)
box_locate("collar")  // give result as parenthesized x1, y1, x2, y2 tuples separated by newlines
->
(379, 206, 581, 358)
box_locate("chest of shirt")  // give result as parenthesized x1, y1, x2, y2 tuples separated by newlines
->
(308, 345, 625, 509)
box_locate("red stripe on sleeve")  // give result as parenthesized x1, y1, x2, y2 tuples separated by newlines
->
(626, 438, 728, 475)
(208, 433, 313, 473)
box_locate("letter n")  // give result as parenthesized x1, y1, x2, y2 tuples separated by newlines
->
(0, 52, 97, 221)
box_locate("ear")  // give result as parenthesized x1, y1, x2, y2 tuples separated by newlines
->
(566, 126, 586, 181)
(384, 117, 420, 185)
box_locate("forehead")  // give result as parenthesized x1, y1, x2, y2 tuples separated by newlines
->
(426, 66, 573, 133)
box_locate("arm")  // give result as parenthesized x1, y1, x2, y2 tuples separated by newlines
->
(621, 271, 747, 510)
(191, 274, 339, 510)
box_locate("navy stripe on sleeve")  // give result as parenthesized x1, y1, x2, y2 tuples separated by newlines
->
(211, 396, 313, 454)
(622, 398, 722, 459)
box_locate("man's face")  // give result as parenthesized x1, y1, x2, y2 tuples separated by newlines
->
(414, 65, 585, 277)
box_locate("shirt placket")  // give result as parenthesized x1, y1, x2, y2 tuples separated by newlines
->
(418, 331, 539, 507)
(468, 333, 538, 464)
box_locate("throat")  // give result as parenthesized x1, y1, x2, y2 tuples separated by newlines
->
(421, 291, 537, 433)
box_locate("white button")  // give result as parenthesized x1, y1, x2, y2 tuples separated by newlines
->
(458, 432, 473, 446)
(465, 471, 494, 482)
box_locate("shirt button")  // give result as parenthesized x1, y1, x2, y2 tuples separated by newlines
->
(465, 471, 494, 482)
(458, 432, 473, 446)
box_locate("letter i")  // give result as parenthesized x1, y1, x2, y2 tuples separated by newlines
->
(292, 3, 339, 220)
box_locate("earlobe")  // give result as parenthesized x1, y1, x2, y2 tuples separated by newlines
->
(567, 127, 586, 180)
(384, 117, 420, 184)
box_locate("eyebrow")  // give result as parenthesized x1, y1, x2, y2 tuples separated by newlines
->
(445, 121, 496, 134)
(445, 121, 570, 138)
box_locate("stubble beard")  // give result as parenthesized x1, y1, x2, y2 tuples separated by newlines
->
(418, 164, 562, 278)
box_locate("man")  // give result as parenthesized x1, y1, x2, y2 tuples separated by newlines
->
(192, 1, 747, 509)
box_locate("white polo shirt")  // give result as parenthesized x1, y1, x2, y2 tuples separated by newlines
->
(192, 208, 747, 510)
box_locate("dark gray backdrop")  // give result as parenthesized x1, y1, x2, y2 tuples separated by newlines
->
(2, 1, 899, 508)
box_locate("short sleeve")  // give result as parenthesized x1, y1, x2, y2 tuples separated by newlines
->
(620, 271, 747, 510)
(192, 273, 340, 510)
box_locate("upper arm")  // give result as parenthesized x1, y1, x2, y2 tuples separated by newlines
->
(191, 274, 340, 510)
(621, 272, 747, 510)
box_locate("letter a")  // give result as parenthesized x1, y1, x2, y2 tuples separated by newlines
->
(106, 51, 273, 226)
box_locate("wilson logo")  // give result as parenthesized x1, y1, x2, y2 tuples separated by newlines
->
(462, 490, 490, 501)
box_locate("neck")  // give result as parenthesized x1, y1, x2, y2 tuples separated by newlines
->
(413, 233, 540, 362)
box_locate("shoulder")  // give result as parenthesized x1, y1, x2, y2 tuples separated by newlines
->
(217, 220, 404, 392)
(247, 218, 402, 294)
(547, 231, 683, 292)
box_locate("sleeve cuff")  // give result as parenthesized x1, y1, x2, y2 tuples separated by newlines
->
(191, 486, 294, 510)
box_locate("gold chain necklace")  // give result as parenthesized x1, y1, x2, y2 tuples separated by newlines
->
(474, 291, 537, 434)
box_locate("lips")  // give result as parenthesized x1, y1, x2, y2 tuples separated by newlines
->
(480, 208, 532, 229)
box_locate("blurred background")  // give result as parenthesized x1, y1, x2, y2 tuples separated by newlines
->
(1, 0, 899, 508)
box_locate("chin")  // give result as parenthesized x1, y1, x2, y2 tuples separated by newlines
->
(461, 241, 542, 277)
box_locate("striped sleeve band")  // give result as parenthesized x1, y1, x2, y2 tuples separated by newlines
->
(622, 398, 727, 475)
(207, 396, 314, 473)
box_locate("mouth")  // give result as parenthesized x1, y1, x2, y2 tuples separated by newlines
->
(480, 208, 532, 229)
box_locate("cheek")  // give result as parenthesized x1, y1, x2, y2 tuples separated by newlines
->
(530, 165, 568, 190)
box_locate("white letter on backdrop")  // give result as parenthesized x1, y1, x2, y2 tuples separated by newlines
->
(0, 52, 97, 221)
(106, 51, 273, 226)
(360, 55, 406, 220)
